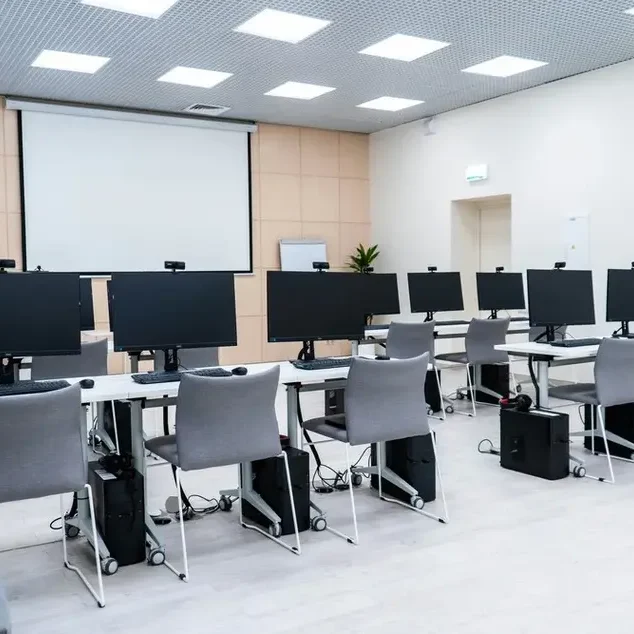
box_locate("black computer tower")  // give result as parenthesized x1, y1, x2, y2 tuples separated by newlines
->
(500, 408, 569, 480)
(326, 369, 442, 414)
(242, 447, 310, 536)
(88, 461, 146, 566)
(370, 434, 436, 502)
(468, 364, 510, 404)
(584, 403, 634, 460)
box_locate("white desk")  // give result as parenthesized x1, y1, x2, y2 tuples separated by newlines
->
(495, 341, 600, 407)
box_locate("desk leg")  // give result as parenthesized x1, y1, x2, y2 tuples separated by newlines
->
(286, 384, 300, 449)
(536, 360, 550, 409)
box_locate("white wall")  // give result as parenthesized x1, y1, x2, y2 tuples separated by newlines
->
(370, 57, 634, 334)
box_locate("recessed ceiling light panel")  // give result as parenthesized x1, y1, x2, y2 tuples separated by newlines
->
(461, 55, 548, 77)
(356, 97, 424, 112)
(157, 66, 233, 88)
(360, 33, 450, 62)
(31, 49, 110, 73)
(80, 0, 179, 19)
(234, 8, 330, 44)
(265, 81, 336, 100)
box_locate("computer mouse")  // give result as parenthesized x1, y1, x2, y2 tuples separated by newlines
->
(231, 366, 248, 376)
(80, 378, 95, 389)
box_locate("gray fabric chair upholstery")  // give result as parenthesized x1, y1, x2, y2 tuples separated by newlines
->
(550, 338, 634, 407)
(31, 339, 108, 380)
(303, 354, 430, 446)
(386, 321, 436, 361)
(436, 318, 510, 365)
(146, 366, 282, 470)
(0, 384, 87, 503)
(154, 347, 219, 371)
(0, 583, 9, 634)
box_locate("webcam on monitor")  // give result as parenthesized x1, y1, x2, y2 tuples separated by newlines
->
(312, 261, 330, 272)
(427, 266, 437, 273)
(165, 260, 186, 272)
(554, 261, 566, 270)
(0, 259, 16, 273)
(495, 266, 505, 273)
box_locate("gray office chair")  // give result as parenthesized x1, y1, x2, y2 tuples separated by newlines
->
(31, 338, 108, 380)
(0, 583, 9, 634)
(386, 321, 445, 419)
(436, 318, 512, 417)
(154, 347, 219, 371)
(0, 384, 105, 607)
(302, 354, 448, 545)
(549, 338, 634, 484)
(145, 367, 300, 582)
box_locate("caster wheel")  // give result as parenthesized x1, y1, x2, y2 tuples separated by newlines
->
(183, 507, 195, 521)
(65, 524, 80, 539)
(268, 523, 282, 538)
(427, 407, 433, 416)
(101, 557, 118, 576)
(148, 548, 165, 566)
(410, 496, 424, 510)
(218, 496, 233, 512)
(456, 392, 465, 401)
(351, 473, 363, 487)
(446, 405, 454, 414)
(573, 465, 587, 478)
(516, 384, 523, 393)
(311, 516, 327, 532)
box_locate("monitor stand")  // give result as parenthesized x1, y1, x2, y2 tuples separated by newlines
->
(613, 321, 631, 338)
(162, 348, 180, 372)
(544, 326, 557, 343)
(0, 357, 19, 385)
(297, 340, 315, 362)
(489, 310, 498, 319)
(424, 311, 435, 322)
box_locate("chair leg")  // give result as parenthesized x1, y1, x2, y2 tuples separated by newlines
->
(596, 407, 615, 484)
(163, 468, 189, 581)
(61, 485, 106, 608)
(433, 365, 446, 420)
(239, 455, 302, 555)
(324, 443, 359, 545)
(508, 361, 520, 397)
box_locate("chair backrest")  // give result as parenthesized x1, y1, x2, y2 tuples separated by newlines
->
(154, 347, 219, 371)
(595, 338, 634, 407)
(465, 318, 510, 364)
(344, 354, 430, 447)
(529, 325, 567, 342)
(0, 384, 87, 503)
(31, 339, 108, 380)
(175, 366, 281, 470)
(386, 321, 435, 360)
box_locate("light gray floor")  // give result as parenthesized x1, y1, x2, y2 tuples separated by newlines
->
(2, 369, 634, 634)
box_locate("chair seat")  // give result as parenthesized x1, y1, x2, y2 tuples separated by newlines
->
(146, 435, 180, 467)
(303, 414, 349, 443)
(436, 352, 468, 364)
(549, 383, 598, 405)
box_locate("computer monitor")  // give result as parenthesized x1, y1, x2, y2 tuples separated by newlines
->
(606, 269, 634, 333)
(110, 271, 237, 368)
(527, 269, 595, 337)
(267, 271, 366, 347)
(362, 273, 400, 316)
(476, 272, 526, 313)
(80, 277, 95, 331)
(407, 272, 464, 315)
(0, 272, 81, 359)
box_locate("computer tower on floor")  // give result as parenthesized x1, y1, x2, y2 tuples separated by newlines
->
(88, 461, 146, 566)
(241, 447, 310, 536)
(468, 364, 510, 404)
(370, 434, 436, 502)
(584, 403, 634, 460)
(500, 408, 569, 480)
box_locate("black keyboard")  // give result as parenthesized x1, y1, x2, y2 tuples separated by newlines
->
(549, 338, 602, 348)
(0, 379, 71, 397)
(291, 358, 352, 371)
(132, 368, 232, 384)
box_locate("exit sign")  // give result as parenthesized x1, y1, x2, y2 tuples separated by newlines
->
(466, 164, 488, 182)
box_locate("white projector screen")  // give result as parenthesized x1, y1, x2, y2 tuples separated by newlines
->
(20, 110, 252, 273)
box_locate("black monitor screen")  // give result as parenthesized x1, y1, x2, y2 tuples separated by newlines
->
(362, 273, 400, 316)
(267, 271, 366, 343)
(606, 269, 634, 323)
(80, 278, 95, 331)
(476, 272, 526, 311)
(110, 271, 237, 352)
(407, 272, 464, 313)
(0, 272, 81, 356)
(527, 269, 595, 327)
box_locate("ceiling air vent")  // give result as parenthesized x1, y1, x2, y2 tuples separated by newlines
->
(183, 103, 231, 116)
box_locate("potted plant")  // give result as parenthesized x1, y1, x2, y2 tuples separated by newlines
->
(347, 243, 379, 274)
